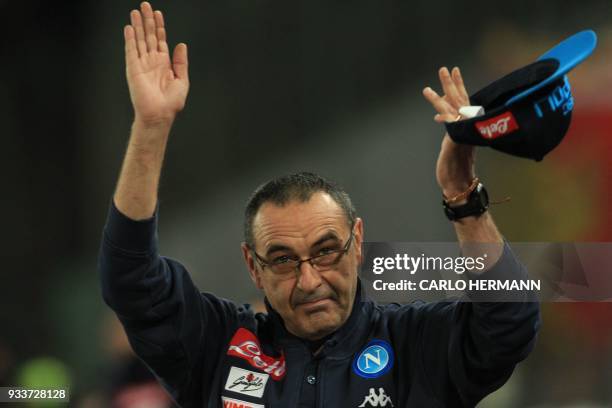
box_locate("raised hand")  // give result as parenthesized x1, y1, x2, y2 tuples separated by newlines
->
(422, 67, 476, 199)
(124, 2, 189, 126)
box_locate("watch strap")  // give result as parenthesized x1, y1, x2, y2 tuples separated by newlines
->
(443, 183, 489, 221)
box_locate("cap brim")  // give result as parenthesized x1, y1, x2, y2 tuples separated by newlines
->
(505, 30, 597, 106)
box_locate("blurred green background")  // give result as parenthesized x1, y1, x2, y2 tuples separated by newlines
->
(1, 0, 612, 406)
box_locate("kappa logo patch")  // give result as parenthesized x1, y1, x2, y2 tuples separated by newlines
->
(227, 328, 286, 380)
(222, 396, 265, 408)
(358, 387, 394, 407)
(224, 366, 269, 398)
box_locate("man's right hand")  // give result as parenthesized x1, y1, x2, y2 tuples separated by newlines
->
(113, 2, 189, 220)
(125, 2, 189, 128)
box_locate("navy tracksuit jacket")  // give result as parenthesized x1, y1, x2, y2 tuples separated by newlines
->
(98, 202, 540, 407)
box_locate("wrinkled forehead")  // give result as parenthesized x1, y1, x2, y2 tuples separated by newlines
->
(252, 192, 350, 252)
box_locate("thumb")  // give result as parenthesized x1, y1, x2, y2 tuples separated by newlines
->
(172, 43, 189, 81)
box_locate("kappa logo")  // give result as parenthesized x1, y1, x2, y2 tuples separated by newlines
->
(475, 112, 519, 140)
(224, 366, 269, 398)
(227, 328, 286, 380)
(358, 387, 394, 407)
(353, 339, 394, 379)
(222, 396, 264, 408)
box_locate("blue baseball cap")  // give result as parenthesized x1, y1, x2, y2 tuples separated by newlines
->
(445, 30, 597, 161)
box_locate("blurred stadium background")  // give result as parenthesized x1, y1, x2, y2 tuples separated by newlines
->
(1, 0, 611, 406)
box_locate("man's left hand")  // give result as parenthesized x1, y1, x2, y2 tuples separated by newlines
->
(422, 67, 476, 199)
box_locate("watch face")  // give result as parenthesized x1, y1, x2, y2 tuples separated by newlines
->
(476, 184, 489, 207)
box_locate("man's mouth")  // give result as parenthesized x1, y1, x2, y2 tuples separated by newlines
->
(296, 298, 334, 312)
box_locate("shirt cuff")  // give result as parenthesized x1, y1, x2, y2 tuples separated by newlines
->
(103, 200, 159, 254)
(465, 241, 532, 302)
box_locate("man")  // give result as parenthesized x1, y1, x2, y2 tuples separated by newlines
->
(99, 2, 540, 407)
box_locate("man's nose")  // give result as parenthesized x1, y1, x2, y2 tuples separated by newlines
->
(296, 261, 323, 292)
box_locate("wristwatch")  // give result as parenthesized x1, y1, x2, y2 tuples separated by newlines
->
(443, 183, 489, 221)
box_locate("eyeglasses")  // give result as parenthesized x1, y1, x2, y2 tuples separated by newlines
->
(250, 230, 355, 277)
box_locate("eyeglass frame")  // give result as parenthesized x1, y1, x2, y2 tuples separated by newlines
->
(248, 226, 355, 275)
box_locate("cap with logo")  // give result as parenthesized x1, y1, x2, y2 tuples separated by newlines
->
(445, 30, 597, 161)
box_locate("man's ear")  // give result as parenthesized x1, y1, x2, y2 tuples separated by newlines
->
(241, 242, 263, 290)
(353, 217, 364, 265)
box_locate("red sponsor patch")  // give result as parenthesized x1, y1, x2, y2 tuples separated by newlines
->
(227, 328, 286, 380)
(222, 396, 264, 408)
(475, 111, 519, 139)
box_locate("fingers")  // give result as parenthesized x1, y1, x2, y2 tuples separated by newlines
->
(422, 87, 458, 122)
(154, 10, 169, 53)
(423, 66, 472, 122)
(128, 2, 168, 57)
(130, 10, 147, 57)
(141, 2, 158, 53)
(433, 113, 461, 123)
(124, 25, 138, 63)
(439, 67, 463, 110)
(172, 43, 189, 80)
(451, 67, 470, 105)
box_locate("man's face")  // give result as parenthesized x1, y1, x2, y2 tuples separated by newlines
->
(241, 192, 363, 341)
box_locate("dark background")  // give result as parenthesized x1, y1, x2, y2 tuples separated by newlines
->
(1, 1, 612, 406)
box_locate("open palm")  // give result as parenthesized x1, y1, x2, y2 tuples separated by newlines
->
(423, 67, 476, 197)
(125, 2, 189, 125)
